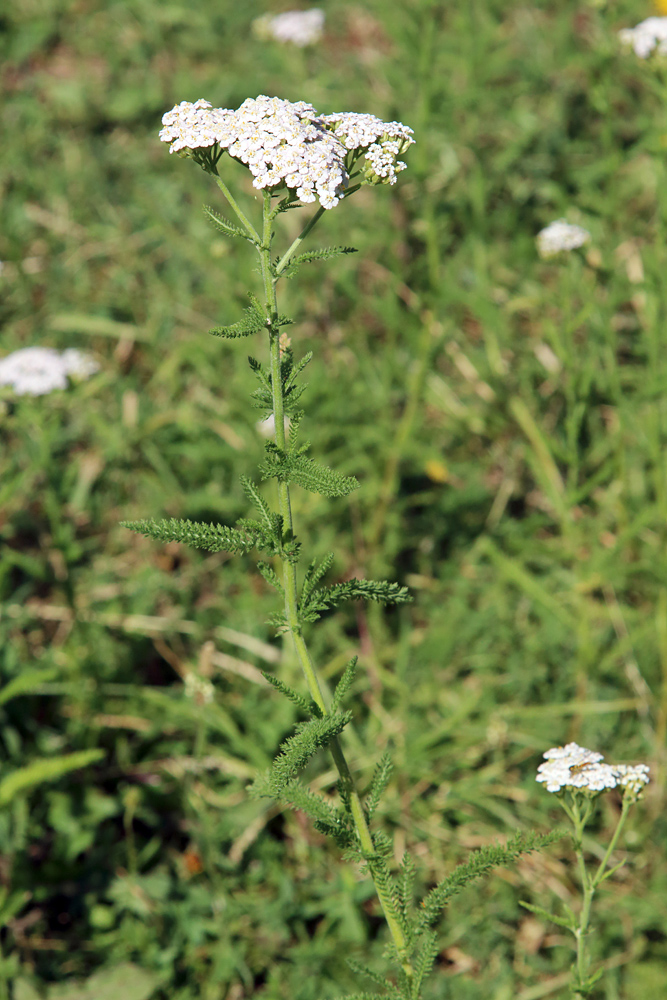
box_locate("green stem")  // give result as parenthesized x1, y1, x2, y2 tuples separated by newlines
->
(570, 795, 631, 995)
(214, 175, 261, 244)
(259, 192, 415, 983)
(275, 205, 326, 277)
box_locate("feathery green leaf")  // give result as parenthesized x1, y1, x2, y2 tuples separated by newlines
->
(261, 672, 317, 716)
(257, 561, 284, 595)
(267, 712, 353, 795)
(366, 753, 394, 822)
(416, 830, 564, 932)
(302, 579, 411, 621)
(261, 452, 359, 497)
(346, 959, 398, 991)
(278, 245, 358, 278)
(122, 518, 258, 554)
(412, 931, 439, 997)
(519, 900, 577, 931)
(204, 205, 260, 245)
(301, 553, 335, 606)
(240, 476, 274, 531)
(209, 293, 267, 339)
(331, 656, 359, 713)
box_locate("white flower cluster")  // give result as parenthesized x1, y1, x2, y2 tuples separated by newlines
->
(619, 17, 667, 59)
(536, 743, 650, 797)
(615, 763, 651, 795)
(159, 99, 233, 154)
(536, 219, 591, 259)
(254, 8, 325, 47)
(0, 347, 99, 397)
(159, 95, 415, 208)
(323, 112, 415, 186)
(216, 96, 347, 208)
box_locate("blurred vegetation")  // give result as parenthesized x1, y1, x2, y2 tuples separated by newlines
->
(1, 0, 666, 997)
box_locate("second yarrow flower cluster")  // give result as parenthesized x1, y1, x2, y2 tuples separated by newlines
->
(537, 743, 650, 800)
(159, 95, 415, 209)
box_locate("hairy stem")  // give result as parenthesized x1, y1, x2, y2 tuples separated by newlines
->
(258, 191, 415, 982)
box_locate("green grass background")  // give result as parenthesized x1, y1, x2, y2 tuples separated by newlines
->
(1, 0, 666, 997)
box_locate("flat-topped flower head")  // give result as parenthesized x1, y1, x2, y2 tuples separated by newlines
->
(159, 100, 233, 154)
(619, 17, 667, 59)
(536, 743, 615, 794)
(323, 112, 415, 186)
(253, 8, 325, 46)
(214, 95, 348, 208)
(615, 763, 650, 799)
(536, 219, 591, 259)
(159, 96, 414, 208)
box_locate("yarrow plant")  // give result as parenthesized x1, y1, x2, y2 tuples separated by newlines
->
(528, 743, 650, 997)
(122, 92, 561, 998)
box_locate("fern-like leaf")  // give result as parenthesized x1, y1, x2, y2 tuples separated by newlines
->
(122, 518, 258, 554)
(416, 830, 564, 932)
(346, 959, 398, 991)
(240, 476, 274, 531)
(257, 561, 284, 595)
(278, 245, 358, 278)
(301, 553, 335, 607)
(366, 752, 393, 821)
(210, 293, 267, 339)
(397, 853, 417, 940)
(303, 579, 411, 620)
(331, 656, 359, 713)
(281, 455, 359, 497)
(412, 931, 439, 997)
(203, 205, 260, 245)
(268, 711, 353, 794)
(261, 672, 318, 717)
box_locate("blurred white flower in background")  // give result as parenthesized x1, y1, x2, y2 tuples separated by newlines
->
(619, 17, 667, 59)
(253, 9, 325, 47)
(256, 413, 291, 438)
(536, 219, 591, 259)
(0, 347, 99, 396)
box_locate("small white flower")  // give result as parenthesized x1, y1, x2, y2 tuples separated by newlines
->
(536, 219, 591, 259)
(0, 346, 99, 397)
(254, 9, 325, 47)
(619, 17, 667, 59)
(615, 763, 650, 796)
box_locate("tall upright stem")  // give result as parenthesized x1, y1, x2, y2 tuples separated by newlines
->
(257, 191, 414, 982)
